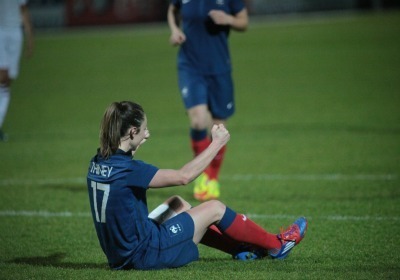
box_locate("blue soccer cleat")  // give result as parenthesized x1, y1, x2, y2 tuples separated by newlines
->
(269, 217, 308, 260)
(233, 245, 268, 261)
(234, 251, 260, 261)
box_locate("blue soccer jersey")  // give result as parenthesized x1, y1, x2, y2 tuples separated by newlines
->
(171, 0, 246, 75)
(87, 149, 159, 269)
(87, 149, 199, 270)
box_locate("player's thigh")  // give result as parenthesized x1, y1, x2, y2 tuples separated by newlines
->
(178, 69, 208, 109)
(186, 200, 226, 244)
(187, 104, 212, 129)
(208, 73, 235, 119)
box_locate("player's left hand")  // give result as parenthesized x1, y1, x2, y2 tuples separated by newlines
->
(208, 10, 233, 26)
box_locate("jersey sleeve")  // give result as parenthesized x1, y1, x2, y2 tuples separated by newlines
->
(230, 0, 246, 15)
(126, 160, 159, 189)
(171, 0, 181, 9)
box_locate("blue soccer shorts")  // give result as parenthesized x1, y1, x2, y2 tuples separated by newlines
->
(133, 212, 199, 270)
(178, 69, 235, 120)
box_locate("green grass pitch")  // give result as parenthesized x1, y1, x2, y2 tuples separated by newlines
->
(0, 11, 399, 279)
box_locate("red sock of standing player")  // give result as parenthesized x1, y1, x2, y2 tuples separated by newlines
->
(190, 128, 210, 156)
(191, 128, 214, 181)
(205, 145, 226, 180)
(217, 207, 281, 250)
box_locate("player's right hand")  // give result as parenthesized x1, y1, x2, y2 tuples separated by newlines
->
(169, 30, 186, 46)
(211, 124, 230, 146)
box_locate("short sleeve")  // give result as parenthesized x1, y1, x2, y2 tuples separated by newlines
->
(126, 160, 159, 189)
(171, 0, 181, 9)
(230, 0, 246, 15)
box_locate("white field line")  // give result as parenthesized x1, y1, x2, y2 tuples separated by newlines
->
(223, 174, 398, 181)
(0, 210, 91, 218)
(0, 210, 399, 222)
(0, 174, 397, 187)
(248, 214, 400, 222)
(0, 177, 86, 186)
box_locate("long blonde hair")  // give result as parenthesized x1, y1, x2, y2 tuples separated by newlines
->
(99, 101, 144, 158)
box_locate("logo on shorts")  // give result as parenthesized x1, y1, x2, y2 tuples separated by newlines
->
(168, 223, 183, 237)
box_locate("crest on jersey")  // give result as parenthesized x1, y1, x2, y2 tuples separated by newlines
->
(216, 0, 224, 5)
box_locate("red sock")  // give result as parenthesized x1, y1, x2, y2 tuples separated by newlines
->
(191, 137, 211, 157)
(205, 145, 226, 180)
(222, 213, 281, 250)
(200, 225, 241, 255)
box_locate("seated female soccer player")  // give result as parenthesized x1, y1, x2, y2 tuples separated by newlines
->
(87, 101, 307, 270)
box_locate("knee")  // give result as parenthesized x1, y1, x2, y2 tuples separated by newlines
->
(188, 107, 211, 130)
(204, 200, 226, 220)
(190, 115, 208, 130)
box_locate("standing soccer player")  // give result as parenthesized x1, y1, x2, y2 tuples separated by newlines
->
(0, 0, 34, 141)
(87, 101, 307, 270)
(167, 0, 248, 201)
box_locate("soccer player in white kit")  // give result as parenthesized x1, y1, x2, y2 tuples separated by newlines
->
(0, 0, 34, 141)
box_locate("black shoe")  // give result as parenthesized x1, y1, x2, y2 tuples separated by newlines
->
(0, 130, 8, 142)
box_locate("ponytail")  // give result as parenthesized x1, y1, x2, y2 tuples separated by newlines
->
(99, 101, 145, 159)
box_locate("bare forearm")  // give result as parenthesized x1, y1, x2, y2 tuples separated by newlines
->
(168, 4, 186, 46)
(230, 11, 248, 31)
(149, 125, 230, 188)
(21, 6, 33, 36)
(148, 142, 224, 188)
(209, 9, 248, 32)
(21, 6, 34, 56)
(167, 4, 180, 33)
(179, 141, 224, 183)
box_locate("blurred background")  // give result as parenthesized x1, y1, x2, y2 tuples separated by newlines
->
(28, 0, 400, 29)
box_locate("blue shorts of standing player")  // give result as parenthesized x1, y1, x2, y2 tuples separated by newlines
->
(179, 69, 235, 120)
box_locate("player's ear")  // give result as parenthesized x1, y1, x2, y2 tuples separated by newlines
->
(130, 127, 138, 136)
